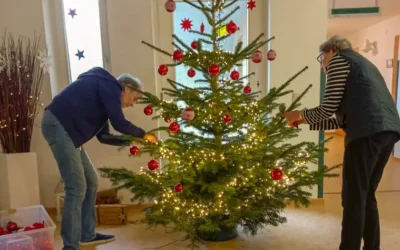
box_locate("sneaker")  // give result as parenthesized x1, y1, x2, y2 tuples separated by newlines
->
(80, 233, 115, 246)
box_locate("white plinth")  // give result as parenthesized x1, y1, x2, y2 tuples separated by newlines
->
(0, 152, 41, 209)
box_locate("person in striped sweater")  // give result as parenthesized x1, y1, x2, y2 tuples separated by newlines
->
(284, 35, 400, 250)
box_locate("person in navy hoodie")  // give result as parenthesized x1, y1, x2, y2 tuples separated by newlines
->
(41, 67, 147, 250)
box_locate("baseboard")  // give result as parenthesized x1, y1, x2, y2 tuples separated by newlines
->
(45, 198, 325, 216)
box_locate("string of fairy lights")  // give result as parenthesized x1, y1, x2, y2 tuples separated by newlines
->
(129, 0, 312, 219)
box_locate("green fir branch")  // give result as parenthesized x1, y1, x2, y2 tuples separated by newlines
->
(142, 41, 172, 57)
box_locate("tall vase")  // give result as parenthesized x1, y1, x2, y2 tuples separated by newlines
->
(0, 152, 41, 209)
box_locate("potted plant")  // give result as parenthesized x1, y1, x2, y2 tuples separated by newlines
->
(0, 32, 49, 209)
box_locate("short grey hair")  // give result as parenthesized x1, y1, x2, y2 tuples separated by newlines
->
(117, 73, 143, 92)
(319, 35, 353, 53)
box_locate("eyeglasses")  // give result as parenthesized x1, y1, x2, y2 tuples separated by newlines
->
(317, 52, 324, 64)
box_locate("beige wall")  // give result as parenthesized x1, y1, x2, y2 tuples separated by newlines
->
(347, 15, 400, 93)
(269, 0, 328, 197)
(0, 0, 328, 207)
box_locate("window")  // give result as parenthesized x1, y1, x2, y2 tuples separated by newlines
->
(173, 0, 248, 136)
(62, 0, 105, 82)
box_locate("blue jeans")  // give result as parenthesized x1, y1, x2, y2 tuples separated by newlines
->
(41, 110, 97, 250)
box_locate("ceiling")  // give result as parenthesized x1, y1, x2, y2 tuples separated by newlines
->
(327, 0, 400, 37)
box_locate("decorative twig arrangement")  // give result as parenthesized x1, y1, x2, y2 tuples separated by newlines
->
(0, 32, 48, 153)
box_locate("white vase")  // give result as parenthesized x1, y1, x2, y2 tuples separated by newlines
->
(0, 152, 41, 209)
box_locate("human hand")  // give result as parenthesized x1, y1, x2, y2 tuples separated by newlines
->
(283, 110, 302, 126)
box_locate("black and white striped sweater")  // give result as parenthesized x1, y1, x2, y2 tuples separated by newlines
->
(303, 54, 350, 130)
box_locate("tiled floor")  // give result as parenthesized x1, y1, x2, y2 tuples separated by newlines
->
(53, 134, 400, 249)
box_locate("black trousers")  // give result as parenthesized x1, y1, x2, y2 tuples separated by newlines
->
(339, 131, 399, 250)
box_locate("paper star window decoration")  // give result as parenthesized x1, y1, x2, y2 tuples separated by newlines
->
(75, 50, 85, 60)
(37, 50, 51, 73)
(181, 18, 193, 31)
(247, 0, 256, 10)
(68, 9, 77, 18)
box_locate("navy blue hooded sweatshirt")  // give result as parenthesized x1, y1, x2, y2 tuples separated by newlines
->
(46, 67, 146, 148)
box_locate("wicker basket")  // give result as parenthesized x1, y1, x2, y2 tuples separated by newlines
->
(95, 204, 128, 225)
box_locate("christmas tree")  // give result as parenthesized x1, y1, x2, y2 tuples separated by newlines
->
(99, 0, 336, 248)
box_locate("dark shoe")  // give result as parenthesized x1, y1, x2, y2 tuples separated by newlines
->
(80, 233, 115, 246)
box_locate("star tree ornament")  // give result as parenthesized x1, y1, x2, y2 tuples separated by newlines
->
(165, 0, 176, 12)
(181, 18, 193, 31)
(37, 49, 51, 73)
(247, 0, 256, 10)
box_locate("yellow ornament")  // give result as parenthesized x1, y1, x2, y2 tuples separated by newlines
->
(216, 25, 227, 36)
(145, 134, 158, 143)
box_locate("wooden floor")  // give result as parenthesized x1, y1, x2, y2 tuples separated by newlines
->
(52, 133, 400, 249)
(323, 134, 400, 193)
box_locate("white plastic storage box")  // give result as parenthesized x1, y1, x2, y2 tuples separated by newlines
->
(0, 205, 56, 250)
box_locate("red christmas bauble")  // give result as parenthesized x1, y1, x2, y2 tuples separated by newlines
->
(267, 49, 276, 61)
(158, 64, 168, 76)
(208, 64, 220, 76)
(174, 184, 183, 193)
(165, 0, 176, 12)
(191, 40, 197, 49)
(164, 117, 172, 123)
(181, 107, 195, 121)
(144, 106, 153, 116)
(173, 50, 183, 61)
(129, 146, 139, 155)
(147, 160, 159, 171)
(243, 85, 252, 94)
(271, 168, 283, 180)
(42, 240, 54, 250)
(230, 70, 240, 80)
(169, 122, 180, 133)
(33, 221, 45, 229)
(24, 225, 36, 231)
(0, 226, 4, 235)
(187, 68, 196, 78)
(226, 21, 238, 34)
(6, 221, 19, 232)
(223, 114, 232, 124)
(251, 50, 262, 63)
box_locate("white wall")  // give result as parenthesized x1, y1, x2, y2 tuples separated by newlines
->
(269, 0, 328, 197)
(347, 15, 400, 93)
